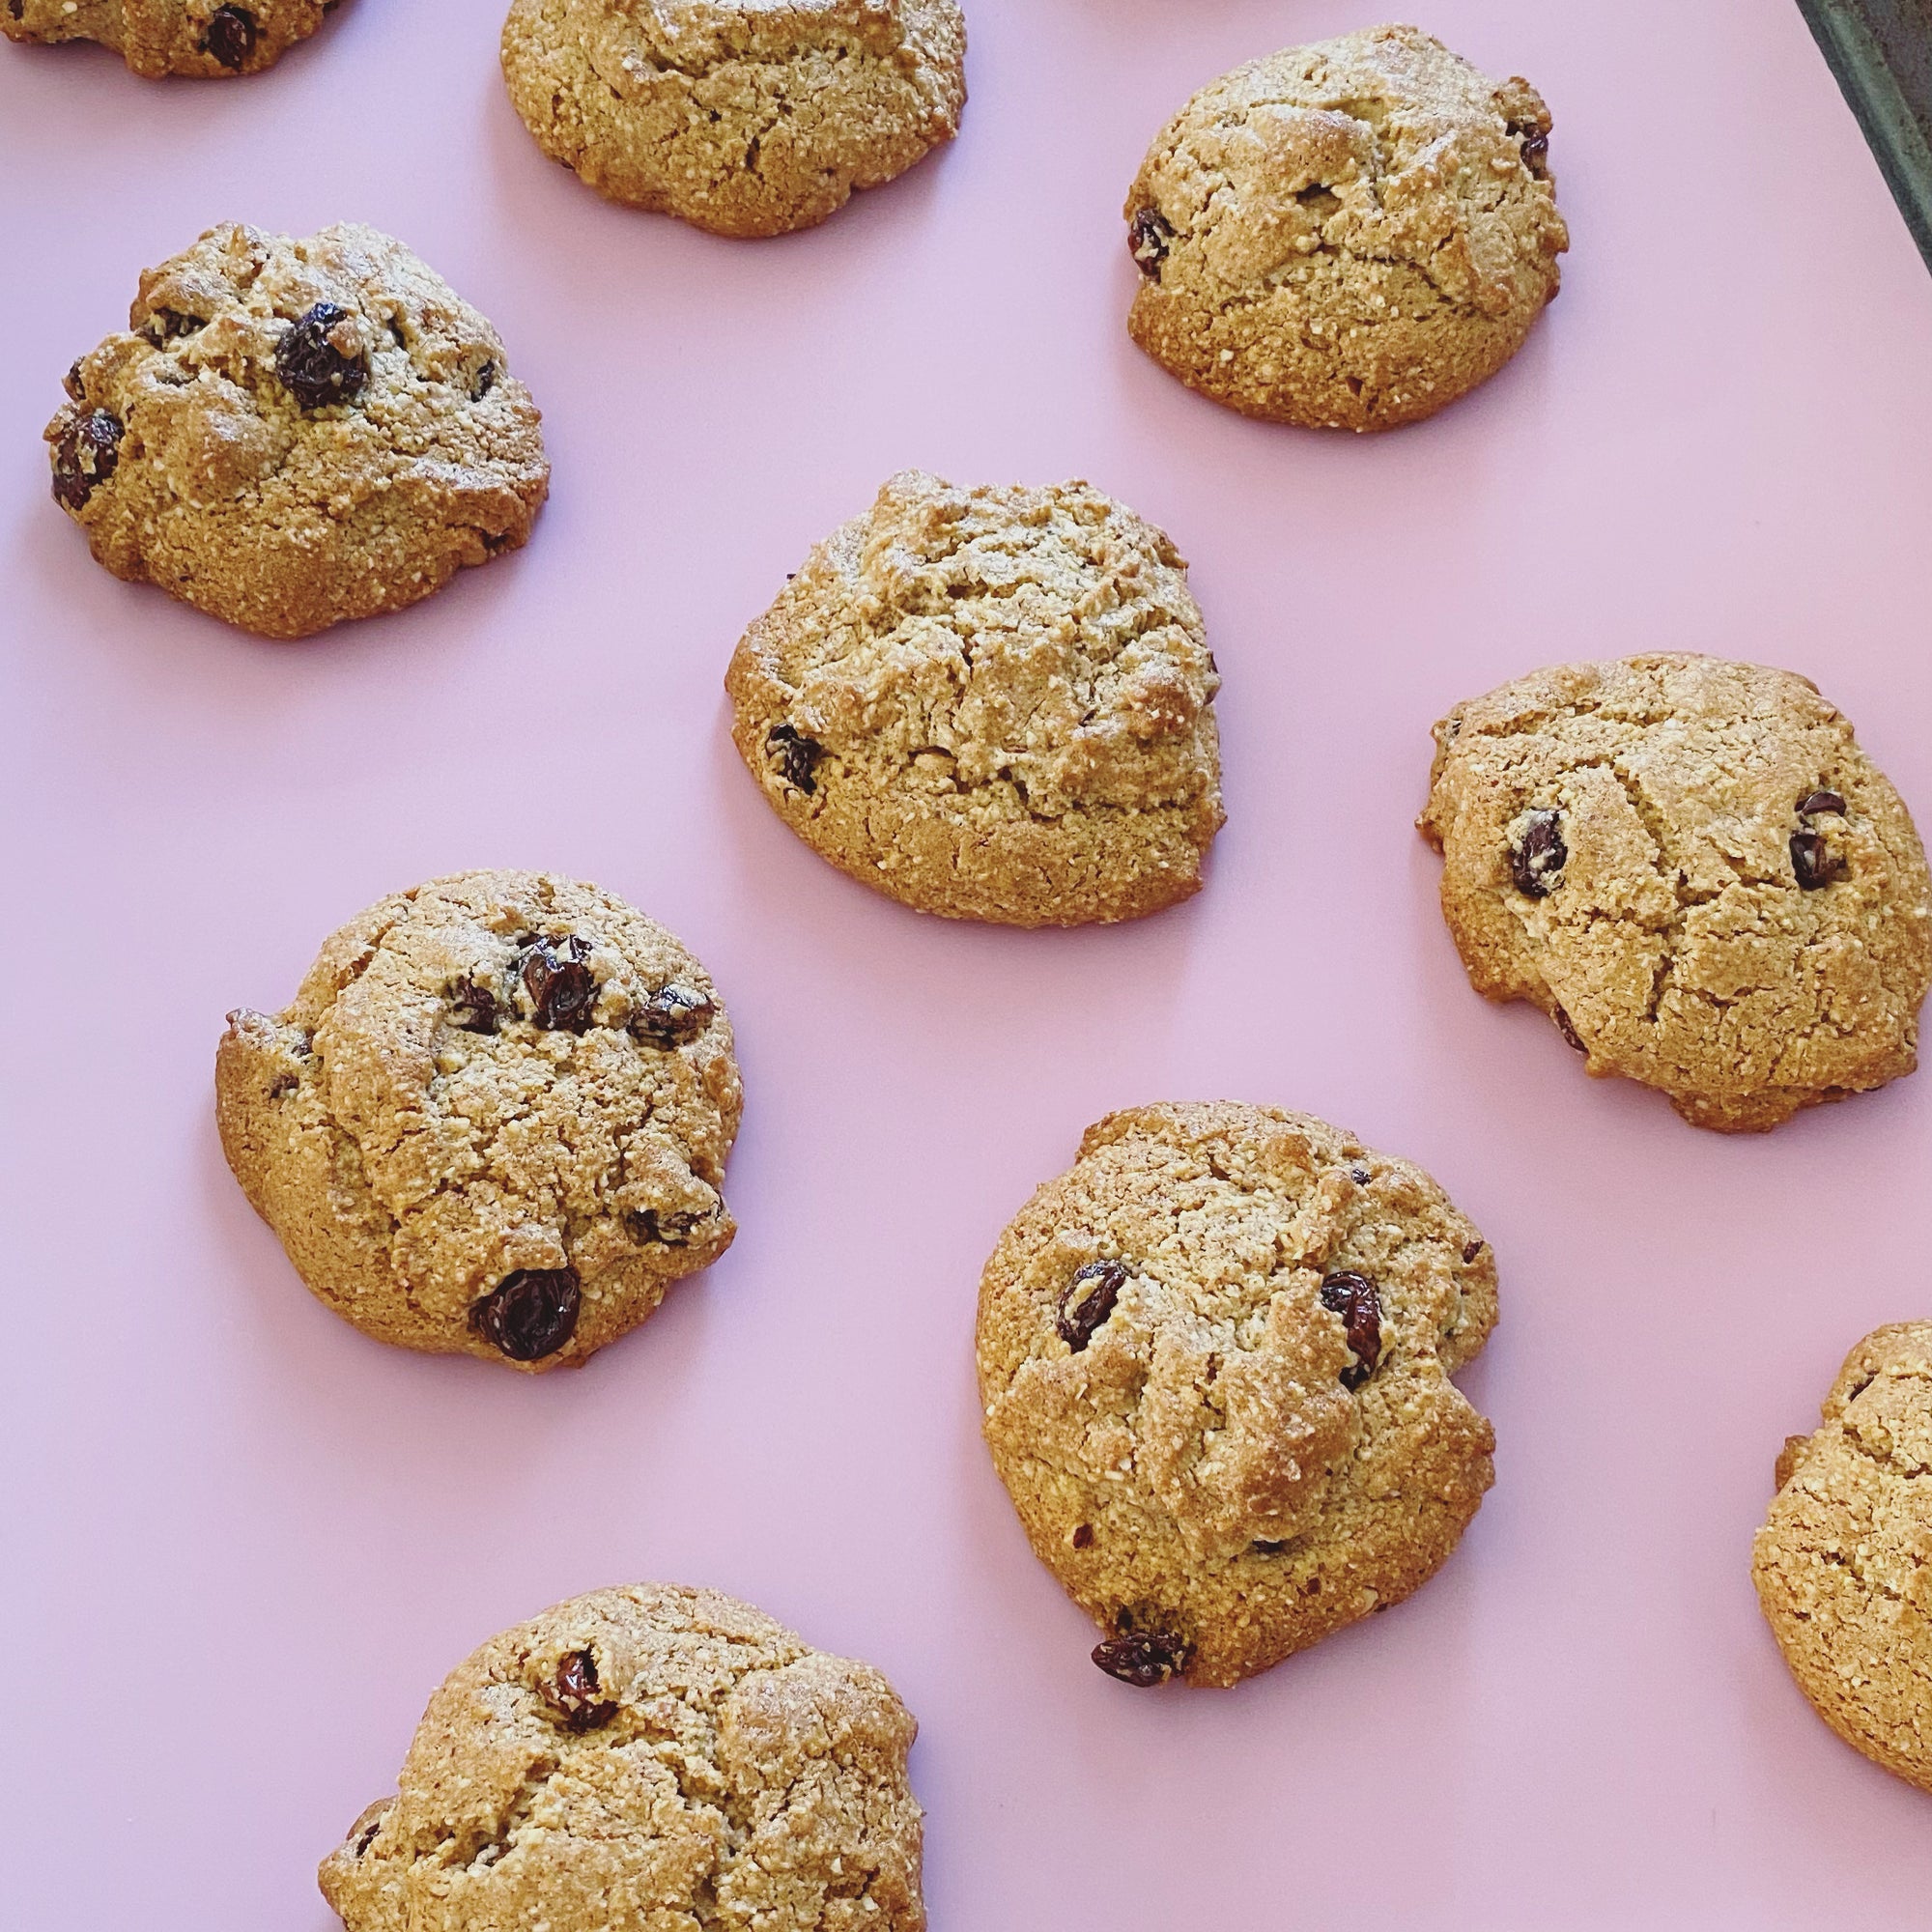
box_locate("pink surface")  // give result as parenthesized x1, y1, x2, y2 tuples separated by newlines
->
(5, 2, 1932, 1925)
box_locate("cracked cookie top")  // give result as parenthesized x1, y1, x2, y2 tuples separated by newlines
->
(500, 0, 966, 238)
(320, 1583, 924, 1931)
(1420, 654, 1932, 1132)
(48, 223, 549, 638)
(214, 871, 742, 1371)
(724, 470, 1225, 927)
(1752, 1324, 1932, 1794)
(1, 0, 330, 76)
(976, 1102, 1497, 1688)
(1123, 23, 1567, 431)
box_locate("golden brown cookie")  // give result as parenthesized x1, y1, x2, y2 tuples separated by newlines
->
(725, 470, 1225, 926)
(321, 1583, 924, 1930)
(1123, 24, 1567, 432)
(1419, 654, 1932, 1132)
(1753, 1324, 1932, 1792)
(1, 0, 330, 75)
(216, 871, 741, 1371)
(976, 1103, 1497, 1689)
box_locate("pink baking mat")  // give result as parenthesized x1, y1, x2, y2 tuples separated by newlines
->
(4, 2, 1931, 1925)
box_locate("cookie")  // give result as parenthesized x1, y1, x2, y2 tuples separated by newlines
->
(976, 1102, 1497, 1689)
(1752, 1325, 1932, 1793)
(320, 1583, 924, 1930)
(725, 470, 1224, 927)
(2, 0, 328, 75)
(215, 871, 741, 1371)
(500, 0, 967, 239)
(1419, 654, 1932, 1132)
(47, 223, 549, 639)
(1123, 24, 1567, 432)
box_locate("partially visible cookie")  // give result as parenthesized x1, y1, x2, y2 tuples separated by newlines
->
(500, 0, 967, 239)
(216, 871, 742, 1371)
(1752, 1325, 1932, 1793)
(2, 0, 330, 74)
(976, 1102, 1497, 1689)
(1123, 24, 1567, 432)
(725, 470, 1225, 926)
(320, 1583, 924, 1930)
(1419, 654, 1932, 1132)
(47, 222, 549, 639)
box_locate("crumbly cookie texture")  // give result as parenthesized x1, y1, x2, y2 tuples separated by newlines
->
(215, 871, 742, 1372)
(976, 1102, 1497, 1689)
(320, 1584, 924, 1932)
(47, 223, 549, 639)
(1419, 654, 1932, 1133)
(500, 0, 966, 239)
(1753, 1325, 1932, 1793)
(725, 470, 1225, 927)
(1, 0, 329, 75)
(1123, 23, 1567, 432)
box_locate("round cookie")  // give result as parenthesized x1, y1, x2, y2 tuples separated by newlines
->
(1752, 1324, 1932, 1793)
(725, 470, 1225, 927)
(320, 1583, 924, 1930)
(500, 0, 967, 239)
(215, 871, 741, 1371)
(47, 222, 549, 639)
(976, 1102, 1498, 1689)
(1, 0, 328, 75)
(1122, 24, 1567, 432)
(1419, 654, 1932, 1132)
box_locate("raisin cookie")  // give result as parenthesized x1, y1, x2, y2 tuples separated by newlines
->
(1419, 655, 1932, 1132)
(321, 1583, 924, 1930)
(976, 1103, 1497, 1689)
(1752, 1325, 1932, 1793)
(1, 0, 329, 75)
(725, 471, 1224, 926)
(215, 871, 741, 1371)
(48, 222, 548, 639)
(1123, 24, 1567, 432)
(500, 0, 967, 239)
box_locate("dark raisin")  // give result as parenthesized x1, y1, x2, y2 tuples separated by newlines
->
(1252, 1539, 1289, 1556)
(448, 978, 498, 1035)
(541, 1649, 617, 1732)
(469, 1267, 581, 1361)
(7, 0, 22, 17)
(203, 6, 259, 68)
(1462, 1238, 1485, 1264)
(626, 1207, 703, 1246)
(767, 723, 824, 794)
(1057, 1260, 1127, 1350)
(1797, 789, 1846, 817)
(51, 410, 123, 512)
(1552, 1005, 1587, 1053)
(145, 309, 206, 343)
(274, 301, 369, 411)
(1509, 120, 1551, 177)
(63, 359, 87, 402)
(348, 1808, 387, 1858)
(523, 936, 597, 1033)
(1092, 1632, 1188, 1688)
(1349, 1163, 1372, 1185)
(1128, 208, 1175, 280)
(1071, 1524, 1094, 1550)
(631, 983, 715, 1045)
(1791, 829, 1844, 892)
(1320, 1271, 1383, 1390)
(1510, 809, 1567, 897)
(472, 360, 497, 401)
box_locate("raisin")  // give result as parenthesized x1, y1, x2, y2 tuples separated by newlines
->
(631, 983, 715, 1045)
(523, 936, 597, 1033)
(1128, 208, 1175, 279)
(1092, 1632, 1188, 1688)
(767, 723, 824, 794)
(472, 360, 497, 401)
(145, 309, 206, 343)
(1072, 1524, 1094, 1550)
(1552, 1005, 1587, 1053)
(63, 359, 87, 402)
(1462, 1238, 1485, 1264)
(541, 1649, 617, 1732)
(1797, 789, 1845, 817)
(274, 301, 369, 411)
(469, 1267, 581, 1361)
(626, 1207, 704, 1246)
(1791, 829, 1844, 892)
(1510, 809, 1567, 897)
(1509, 119, 1551, 178)
(448, 978, 498, 1035)
(1320, 1271, 1382, 1390)
(51, 410, 123, 512)
(204, 7, 259, 69)
(1057, 1260, 1126, 1350)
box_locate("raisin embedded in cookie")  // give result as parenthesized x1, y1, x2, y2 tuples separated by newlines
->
(215, 871, 742, 1371)
(499, 0, 967, 239)
(976, 1103, 1498, 1689)
(725, 470, 1225, 927)
(1419, 654, 1932, 1132)
(1, 0, 330, 75)
(1752, 1324, 1932, 1793)
(47, 223, 549, 639)
(1123, 24, 1568, 432)
(319, 1584, 925, 1930)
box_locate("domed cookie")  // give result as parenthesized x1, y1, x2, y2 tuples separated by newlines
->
(500, 0, 966, 239)
(1419, 654, 1932, 1132)
(1123, 24, 1567, 432)
(976, 1102, 1497, 1688)
(320, 1583, 924, 1930)
(2, 0, 330, 75)
(1753, 1324, 1932, 1793)
(725, 470, 1224, 926)
(216, 871, 741, 1371)
(47, 223, 548, 639)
